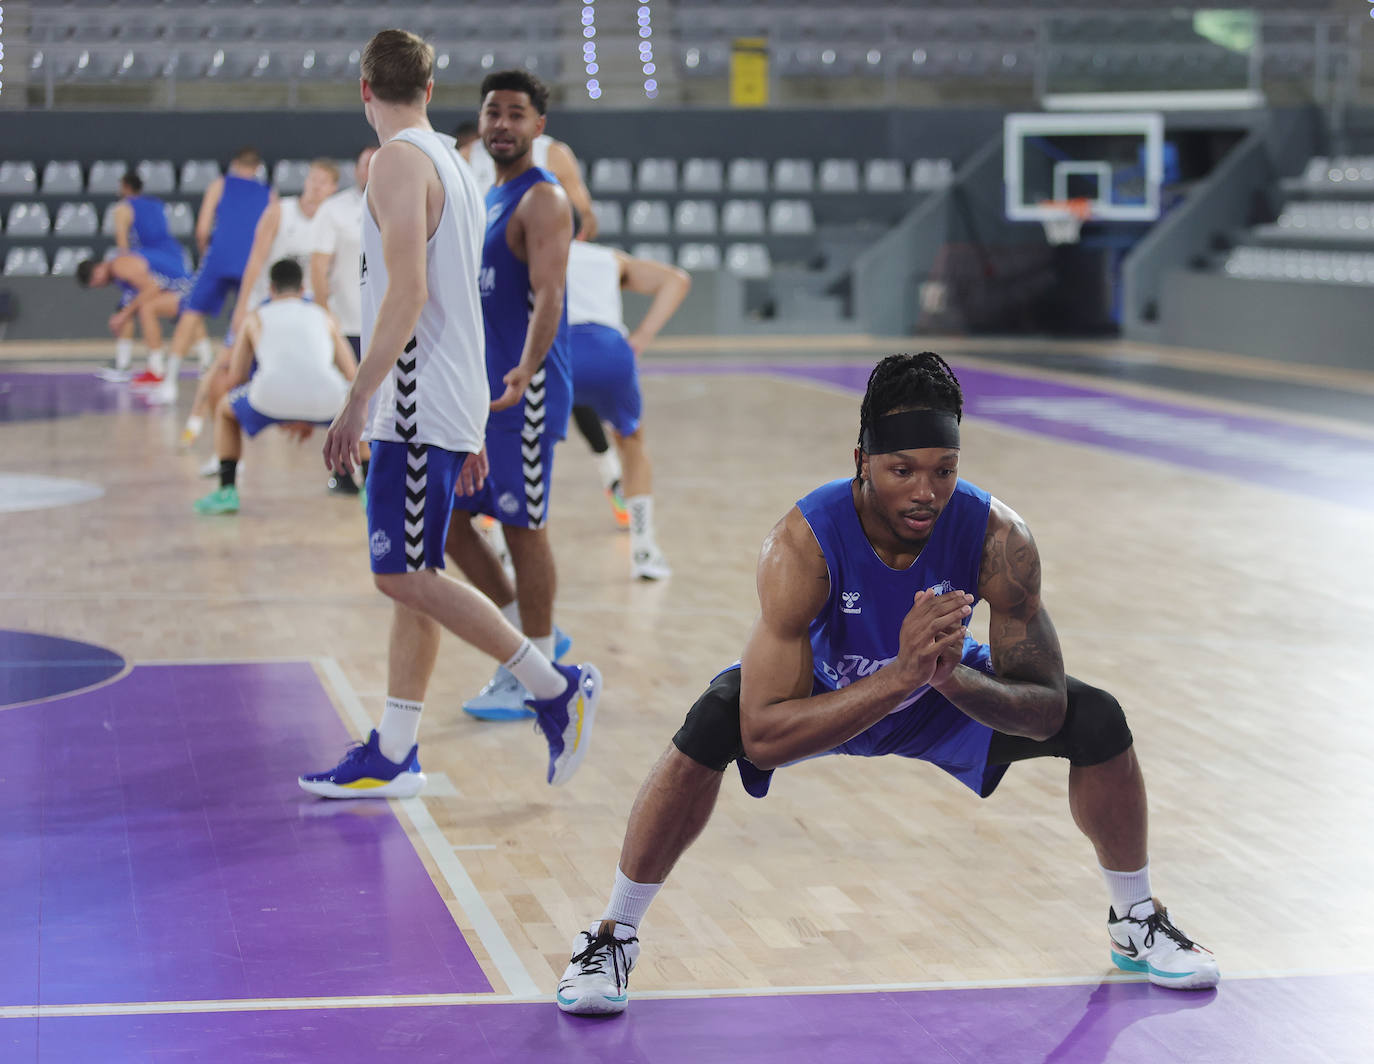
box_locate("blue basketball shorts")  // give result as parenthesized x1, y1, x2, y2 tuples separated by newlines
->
(570, 323, 642, 437)
(365, 441, 470, 574)
(451, 428, 558, 530)
(227, 384, 333, 439)
(181, 257, 242, 317)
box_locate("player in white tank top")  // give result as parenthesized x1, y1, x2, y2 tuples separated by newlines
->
(309, 33, 601, 800)
(565, 240, 692, 580)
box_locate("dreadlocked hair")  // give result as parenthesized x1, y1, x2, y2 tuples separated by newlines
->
(855, 352, 963, 478)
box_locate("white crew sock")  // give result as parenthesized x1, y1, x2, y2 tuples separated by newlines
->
(499, 600, 522, 629)
(627, 495, 655, 551)
(191, 337, 214, 367)
(503, 639, 565, 700)
(378, 696, 423, 764)
(532, 633, 555, 662)
(163, 354, 182, 392)
(600, 866, 663, 932)
(114, 338, 134, 370)
(597, 450, 622, 492)
(1101, 861, 1153, 918)
(147, 349, 166, 377)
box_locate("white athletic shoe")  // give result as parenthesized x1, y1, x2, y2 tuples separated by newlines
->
(1108, 899, 1219, 989)
(462, 666, 533, 722)
(96, 367, 132, 383)
(631, 546, 672, 582)
(556, 922, 639, 1015)
(146, 379, 178, 406)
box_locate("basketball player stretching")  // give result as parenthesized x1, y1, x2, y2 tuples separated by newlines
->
(303, 31, 601, 796)
(557, 353, 1218, 1014)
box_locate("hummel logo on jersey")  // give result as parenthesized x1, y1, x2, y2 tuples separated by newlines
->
(928, 580, 954, 596)
(479, 265, 496, 297)
(841, 591, 862, 614)
(487, 204, 502, 225)
(359, 251, 368, 282)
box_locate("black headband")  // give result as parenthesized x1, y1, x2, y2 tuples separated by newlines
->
(861, 409, 961, 454)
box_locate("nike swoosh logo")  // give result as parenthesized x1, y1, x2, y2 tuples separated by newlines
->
(1110, 935, 1139, 958)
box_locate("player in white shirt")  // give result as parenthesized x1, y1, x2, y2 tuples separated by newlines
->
(566, 232, 691, 580)
(192, 258, 357, 515)
(303, 29, 602, 798)
(181, 159, 339, 452)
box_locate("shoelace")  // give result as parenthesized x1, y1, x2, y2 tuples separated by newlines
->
(335, 741, 370, 767)
(568, 930, 637, 992)
(1129, 906, 1197, 952)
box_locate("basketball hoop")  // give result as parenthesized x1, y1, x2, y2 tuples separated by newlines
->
(1038, 198, 1093, 245)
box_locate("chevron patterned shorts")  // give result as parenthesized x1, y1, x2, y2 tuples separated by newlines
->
(451, 428, 558, 530)
(365, 441, 470, 574)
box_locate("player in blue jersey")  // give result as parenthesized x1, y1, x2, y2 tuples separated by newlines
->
(443, 69, 580, 720)
(149, 146, 272, 407)
(76, 252, 198, 383)
(557, 352, 1219, 1015)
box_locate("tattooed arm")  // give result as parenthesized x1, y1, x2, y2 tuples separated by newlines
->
(929, 498, 1067, 740)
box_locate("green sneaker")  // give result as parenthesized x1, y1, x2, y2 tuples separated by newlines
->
(193, 485, 240, 514)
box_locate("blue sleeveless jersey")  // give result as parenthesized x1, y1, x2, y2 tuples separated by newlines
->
(797, 477, 991, 710)
(206, 174, 271, 274)
(479, 166, 572, 438)
(126, 195, 190, 280)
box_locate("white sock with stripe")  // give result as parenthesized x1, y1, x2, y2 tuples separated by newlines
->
(628, 495, 655, 553)
(503, 639, 565, 700)
(378, 697, 423, 764)
(600, 866, 662, 933)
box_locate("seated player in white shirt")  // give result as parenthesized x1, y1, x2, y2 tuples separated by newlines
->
(193, 258, 358, 514)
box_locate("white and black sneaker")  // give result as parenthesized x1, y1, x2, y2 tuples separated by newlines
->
(1108, 898, 1219, 989)
(556, 922, 639, 1015)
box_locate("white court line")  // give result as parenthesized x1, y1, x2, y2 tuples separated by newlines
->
(2, 967, 1367, 1020)
(315, 657, 540, 999)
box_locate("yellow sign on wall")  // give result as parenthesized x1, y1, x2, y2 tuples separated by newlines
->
(730, 38, 769, 107)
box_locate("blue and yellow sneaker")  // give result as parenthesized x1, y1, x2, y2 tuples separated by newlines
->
(463, 627, 574, 722)
(298, 730, 426, 799)
(193, 485, 239, 514)
(528, 661, 601, 786)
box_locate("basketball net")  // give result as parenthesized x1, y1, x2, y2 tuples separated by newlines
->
(1038, 198, 1093, 245)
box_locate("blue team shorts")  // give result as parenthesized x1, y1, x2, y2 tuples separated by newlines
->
(365, 440, 470, 574)
(116, 266, 191, 310)
(451, 428, 558, 530)
(181, 257, 242, 317)
(570, 323, 642, 437)
(227, 384, 333, 439)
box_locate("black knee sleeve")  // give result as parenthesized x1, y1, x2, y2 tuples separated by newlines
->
(671, 668, 745, 772)
(572, 404, 611, 455)
(1059, 677, 1133, 766)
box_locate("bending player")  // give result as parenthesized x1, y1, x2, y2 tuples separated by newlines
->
(566, 228, 691, 580)
(556, 352, 1218, 1015)
(76, 253, 201, 379)
(305, 31, 600, 795)
(192, 259, 356, 515)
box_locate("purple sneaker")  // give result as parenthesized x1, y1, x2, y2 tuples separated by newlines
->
(526, 662, 601, 785)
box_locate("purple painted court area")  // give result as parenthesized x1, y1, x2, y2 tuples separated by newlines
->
(646, 361, 1374, 509)
(7, 974, 1370, 1063)
(0, 661, 490, 1007)
(0, 630, 125, 707)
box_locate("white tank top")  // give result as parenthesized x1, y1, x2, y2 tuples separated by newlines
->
(361, 127, 488, 454)
(566, 242, 626, 334)
(246, 298, 349, 421)
(467, 134, 553, 196)
(247, 197, 317, 308)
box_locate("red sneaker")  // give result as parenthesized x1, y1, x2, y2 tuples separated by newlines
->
(129, 370, 164, 388)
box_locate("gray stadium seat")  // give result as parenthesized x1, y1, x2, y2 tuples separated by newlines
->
(727, 159, 769, 193)
(54, 202, 99, 238)
(864, 159, 906, 194)
(772, 159, 815, 193)
(6, 203, 53, 238)
(137, 161, 175, 195)
(725, 243, 772, 279)
(721, 199, 766, 236)
(591, 159, 633, 194)
(912, 158, 954, 191)
(682, 158, 723, 193)
(101, 203, 119, 238)
(167, 202, 195, 238)
(88, 161, 128, 196)
(673, 200, 719, 236)
(768, 199, 816, 235)
(272, 159, 311, 194)
(0, 162, 38, 197)
(677, 243, 721, 271)
(3, 248, 49, 277)
(819, 159, 860, 194)
(627, 200, 671, 236)
(592, 200, 624, 237)
(629, 243, 675, 265)
(179, 160, 222, 194)
(52, 246, 96, 277)
(42, 162, 84, 196)
(637, 159, 678, 194)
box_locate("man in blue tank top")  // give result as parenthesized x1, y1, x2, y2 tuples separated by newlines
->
(444, 69, 580, 720)
(149, 146, 272, 406)
(557, 353, 1219, 1015)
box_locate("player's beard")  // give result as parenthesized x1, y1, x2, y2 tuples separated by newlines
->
(486, 133, 530, 166)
